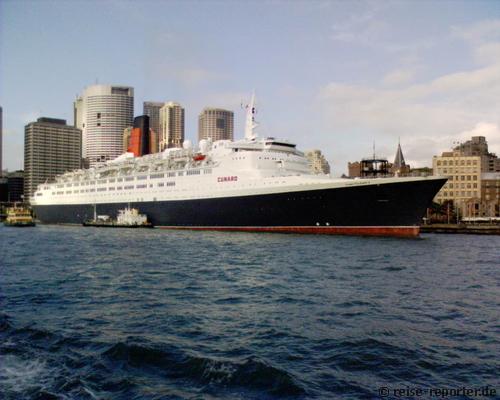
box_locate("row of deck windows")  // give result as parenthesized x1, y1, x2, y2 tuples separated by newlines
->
(51, 182, 177, 195)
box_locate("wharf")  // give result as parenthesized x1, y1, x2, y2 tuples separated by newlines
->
(421, 224, 500, 235)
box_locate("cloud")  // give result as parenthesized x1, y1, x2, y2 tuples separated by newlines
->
(317, 58, 500, 168)
(382, 68, 417, 86)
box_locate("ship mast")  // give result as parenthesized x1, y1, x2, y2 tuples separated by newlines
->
(244, 92, 258, 140)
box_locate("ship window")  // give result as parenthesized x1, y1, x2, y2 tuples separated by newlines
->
(97, 188, 106, 192)
(98, 180, 106, 184)
(167, 172, 175, 177)
(117, 178, 123, 182)
(178, 172, 184, 176)
(124, 185, 134, 189)
(125, 177, 134, 181)
(109, 179, 115, 183)
(117, 186, 122, 190)
(166, 181, 175, 187)
(137, 184, 147, 189)
(204, 169, 212, 174)
(90, 189, 95, 192)
(66, 191, 71, 194)
(109, 187, 115, 191)
(158, 182, 164, 187)
(36, 193, 42, 196)
(150, 173, 164, 179)
(80, 189, 85, 193)
(137, 175, 147, 180)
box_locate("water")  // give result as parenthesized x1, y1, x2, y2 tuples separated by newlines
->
(0, 226, 499, 399)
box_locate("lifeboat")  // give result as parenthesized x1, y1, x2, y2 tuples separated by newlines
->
(193, 154, 206, 161)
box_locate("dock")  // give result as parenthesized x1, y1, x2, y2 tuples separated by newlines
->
(421, 224, 500, 235)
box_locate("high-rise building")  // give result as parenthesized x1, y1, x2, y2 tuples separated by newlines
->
(143, 101, 163, 151)
(198, 108, 234, 142)
(305, 149, 330, 174)
(159, 102, 184, 150)
(0, 106, 3, 174)
(74, 84, 134, 167)
(24, 118, 81, 200)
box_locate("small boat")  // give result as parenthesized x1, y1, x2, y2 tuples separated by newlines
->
(83, 206, 153, 228)
(4, 207, 36, 227)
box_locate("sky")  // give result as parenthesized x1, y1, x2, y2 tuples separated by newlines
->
(1, 0, 500, 174)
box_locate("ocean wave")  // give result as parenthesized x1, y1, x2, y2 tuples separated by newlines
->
(103, 341, 305, 396)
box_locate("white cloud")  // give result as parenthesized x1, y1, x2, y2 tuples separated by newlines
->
(317, 59, 500, 169)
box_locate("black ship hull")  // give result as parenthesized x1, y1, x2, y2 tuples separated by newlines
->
(32, 178, 446, 237)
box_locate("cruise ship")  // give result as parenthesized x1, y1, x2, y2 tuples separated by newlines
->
(31, 96, 446, 237)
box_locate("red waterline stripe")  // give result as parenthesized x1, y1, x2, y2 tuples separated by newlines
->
(155, 226, 420, 238)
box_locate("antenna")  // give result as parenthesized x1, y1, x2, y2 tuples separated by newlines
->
(373, 140, 376, 159)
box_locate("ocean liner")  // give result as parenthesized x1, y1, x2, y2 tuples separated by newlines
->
(31, 95, 446, 237)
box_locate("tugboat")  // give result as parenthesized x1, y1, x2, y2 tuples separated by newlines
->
(83, 206, 153, 228)
(4, 206, 36, 227)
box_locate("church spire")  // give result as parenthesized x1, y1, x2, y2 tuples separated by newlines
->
(393, 139, 406, 168)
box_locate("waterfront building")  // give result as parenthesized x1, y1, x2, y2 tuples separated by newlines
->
(24, 118, 81, 200)
(305, 149, 330, 174)
(74, 85, 134, 167)
(159, 102, 184, 151)
(432, 136, 500, 218)
(6, 170, 25, 202)
(348, 161, 361, 178)
(143, 101, 163, 152)
(198, 108, 234, 142)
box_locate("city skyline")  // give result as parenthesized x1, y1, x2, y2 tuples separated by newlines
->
(1, 0, 500, 173)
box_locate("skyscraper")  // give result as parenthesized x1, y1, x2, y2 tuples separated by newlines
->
(24, 118, 81, 200)
(74, 85, 134, 167)
(143, 101, 163, 151)
(198, 108, 234, 142)
(159, 102, 184, 150)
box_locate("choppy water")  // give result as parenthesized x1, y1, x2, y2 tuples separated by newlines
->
(0, 225, 499, 399)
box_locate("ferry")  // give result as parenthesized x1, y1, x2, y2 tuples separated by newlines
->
(4, 207, 36, 227)
(31, 95, 446, 237)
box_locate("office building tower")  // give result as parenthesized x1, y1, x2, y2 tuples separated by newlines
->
(143, 101, 163, 151)
(74, 84, 134, 167)
(159, 102, 184, 150)
(198, 108, 234, 142)
(24, 118, 81, 200)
